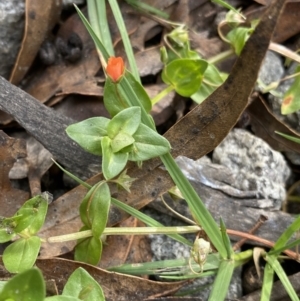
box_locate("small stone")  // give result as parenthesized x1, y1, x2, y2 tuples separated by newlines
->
(212, 128, 290, 209)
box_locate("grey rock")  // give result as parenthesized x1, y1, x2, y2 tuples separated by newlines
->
(258, 51, 284, 90)
(0, 0, 25, 79)
(212, 128, 290, 209)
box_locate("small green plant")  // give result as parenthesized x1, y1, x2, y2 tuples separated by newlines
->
(0, 193, 49, 273)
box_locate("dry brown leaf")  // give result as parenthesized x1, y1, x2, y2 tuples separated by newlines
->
(247, 95, 300, 153)
(0, 131, 29, 217)
(9, 0, 62, 85)
(23, 10, 100, 105)
(38, 0, 286, 259)
(0, 256, 185, 301)
(246, 2, 300, 43)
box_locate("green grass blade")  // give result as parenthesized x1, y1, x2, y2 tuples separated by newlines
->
(275, 131, 300, 144)
(272, 215, 300, 252)
(160, 153, 227, 258)
(119, 76, 155, 129)
(208, 259, 235, 301)
(87, 0, 114, 56)
(261, 262, 274, 301)
(107, 0, 141, 82)
(87, 0, 101, 46)
(220, 218, 233, 259)
(265, 254, 299, 301)
(269, 237, 300, 257)
(74, 5, 110, 61)
(125, 0, 169, 19)
(94, 0, 114, 55)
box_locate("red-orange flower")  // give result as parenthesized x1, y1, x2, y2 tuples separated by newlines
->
(106, 57, 125, 82)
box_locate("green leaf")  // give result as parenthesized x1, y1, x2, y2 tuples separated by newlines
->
(14, 195, 48, 236)
(66, 117, 110, 156)
(226, 27, 251, 55)
(122, 71, 152, 113)
(265, 254, 299, 301)
(0, 268, 45, 301)
(162, 59, 208, 97)
(269, 215, 300, 256)
(102, 136, 128, 179)
(87, 0, 114, 56)
(80, 187, 99, 228)
(104, 72, 152, 118)
(74, 5, 110, 61)
(192, 64, 226, 104)
(107, 107, 141, 138)
(0, 228, 14, 243)
(90, 183, 111, 238)
(15, 195, 48, 236)
(3, 236, 41, 273)
(129, 123, 171, 161)
(75, 236, 102, 265)
(208, 259, 235, 301)
(281, 65, 300, 114)
(261, 262, 274, 301)
(111, 132, 134, 153)
(220, 218, 233, 259)
(104, 77, 129, 117)
(0, 216, 19, 243)
(79, 182, 111, 237)
(62, 267, 105, 301)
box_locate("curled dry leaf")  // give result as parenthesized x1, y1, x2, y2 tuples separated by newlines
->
(23, 9, 100, 105)
(9, 0, 62, 85)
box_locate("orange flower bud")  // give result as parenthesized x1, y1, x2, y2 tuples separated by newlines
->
(106, 57, 125, 82)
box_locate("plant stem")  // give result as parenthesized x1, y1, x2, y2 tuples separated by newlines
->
(207, 49, 234, 65)
(151, 85, 174, 105)
(47, 225, 201, 243)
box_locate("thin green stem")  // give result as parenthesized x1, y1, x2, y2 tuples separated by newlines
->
(207, 49, 234, 65)
(151, 85, 174, 105)
(47, 225, 201, 243)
